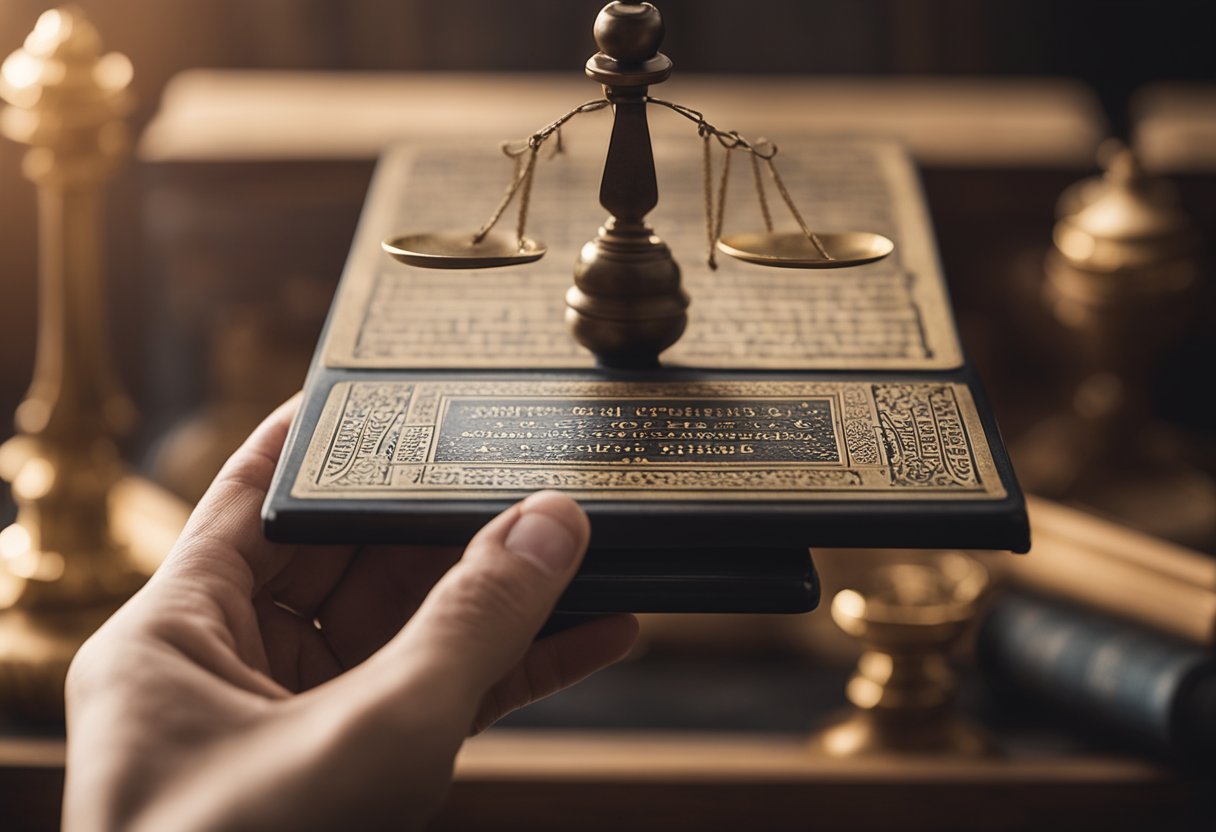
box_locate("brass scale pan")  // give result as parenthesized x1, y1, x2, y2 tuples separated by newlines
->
(383, 229, 893, 270)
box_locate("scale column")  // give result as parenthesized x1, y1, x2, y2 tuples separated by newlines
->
(566, 1, 689, 369)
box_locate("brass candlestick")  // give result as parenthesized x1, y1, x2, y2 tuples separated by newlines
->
(0, 8, 187, 720)
(811, 552, 995, 757)
(1016, 142, 1214, 547)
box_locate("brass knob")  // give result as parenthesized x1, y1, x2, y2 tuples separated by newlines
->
(593, 2, 665, 64)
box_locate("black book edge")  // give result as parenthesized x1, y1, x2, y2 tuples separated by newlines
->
(263, 364, 1029, 553)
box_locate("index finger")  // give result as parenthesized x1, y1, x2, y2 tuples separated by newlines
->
(160, 393, 304, 594)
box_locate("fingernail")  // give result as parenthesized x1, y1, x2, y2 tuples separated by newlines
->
(504, 510, 579, 574)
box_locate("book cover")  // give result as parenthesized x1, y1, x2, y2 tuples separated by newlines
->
(263, 138, 1028, 600)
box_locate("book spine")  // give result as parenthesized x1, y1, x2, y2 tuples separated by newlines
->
(979, 592, 1216, 754)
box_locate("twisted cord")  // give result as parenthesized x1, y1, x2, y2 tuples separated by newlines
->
(701, 133, 717, 269)
(749, 151, 773, 232)
(474, 145, 530, 243)
(647, 97, 775, 156)
(647, 95, 830, 261)
(474, 98, 610, 245)
(699, 130, 736, 270)
(514, 146, 540, 248)
(765, 158, 829, 259)
(714, 145, 731, 249)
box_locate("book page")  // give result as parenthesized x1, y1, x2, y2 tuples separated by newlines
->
(323, 135, 963, 370)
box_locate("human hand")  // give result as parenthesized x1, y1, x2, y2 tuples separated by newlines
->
(63, 396, 638, 831)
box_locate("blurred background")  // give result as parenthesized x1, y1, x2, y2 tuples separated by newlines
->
(2, 2, 1216, 828)
(1, 0, 1214, 461)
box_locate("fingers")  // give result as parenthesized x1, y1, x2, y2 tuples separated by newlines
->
(160, 394, 303, 596)
(471, 613, 638, 734)
(262, 544, 358, 619)
(226, 392, 303, 474)
(314, 545, 463, 671)
(254, 592, 344, 693)
(344, 491, 590, 727)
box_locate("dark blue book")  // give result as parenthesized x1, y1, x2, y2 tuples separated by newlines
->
(979, 592, 1216, 756)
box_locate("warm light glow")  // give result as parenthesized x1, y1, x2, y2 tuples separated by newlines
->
(24, 9, 65, 55)
(15, 458, 55, 500)
(1, 52, 40, 90)
(1057, 231, 1096, 262)
(32, 550, 66, 582)
(847, 676, 883, 710)
(821, 723, 866, 757)
(0, 524, 31, 561)
(0, 572, 23, 608)
(836, 589, 865, 616)
(95, 52, 133, 92)
(0, 526, 64, 581)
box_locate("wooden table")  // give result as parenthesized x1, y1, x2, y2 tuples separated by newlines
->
(2, 726, 1206, 832)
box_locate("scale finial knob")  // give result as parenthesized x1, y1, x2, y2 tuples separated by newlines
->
(593, 2, 665, 65)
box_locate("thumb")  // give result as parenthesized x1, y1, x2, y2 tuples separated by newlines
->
(358, 490, 589, 721)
